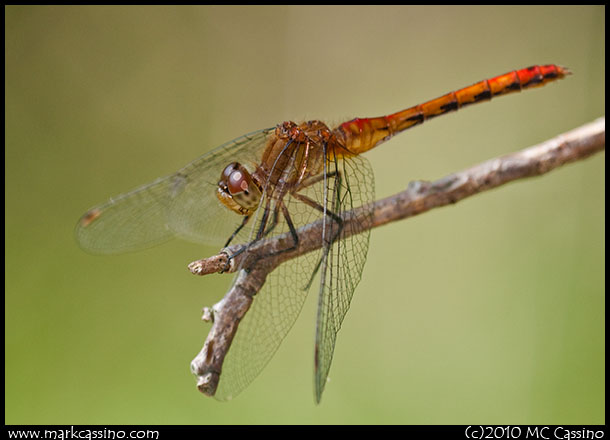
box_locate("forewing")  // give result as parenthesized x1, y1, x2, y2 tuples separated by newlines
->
(76, 175, 180, 254)
(168, 128, 274, 245)
(314, 153, 375, 403)
(75, 128, 274, 254)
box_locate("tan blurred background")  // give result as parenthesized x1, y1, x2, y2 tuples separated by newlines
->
(5, 5, 604, 424)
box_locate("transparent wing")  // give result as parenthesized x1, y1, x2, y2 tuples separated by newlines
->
(314, 153, 374, 403)
(75, 128, 274, 254)
(213, 175, 325, 400)
(213, 149, 374, 402)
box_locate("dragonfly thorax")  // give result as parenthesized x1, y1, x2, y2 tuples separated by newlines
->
(217, 162, 263, 216)
(258, 120, 333, 190)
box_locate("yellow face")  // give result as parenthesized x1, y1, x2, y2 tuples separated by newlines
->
(216, 162, 262, 216)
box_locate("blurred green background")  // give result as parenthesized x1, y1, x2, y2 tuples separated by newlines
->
(5, 5, 604, 424)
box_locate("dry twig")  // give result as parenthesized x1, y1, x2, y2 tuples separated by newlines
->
(190, 117, 605, 397)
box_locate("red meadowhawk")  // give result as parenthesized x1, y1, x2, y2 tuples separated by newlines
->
(76, 64, 570, 402)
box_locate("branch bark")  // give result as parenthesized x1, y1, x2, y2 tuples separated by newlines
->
(190, 116, 605, 397)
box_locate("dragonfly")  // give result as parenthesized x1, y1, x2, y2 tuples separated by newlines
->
(76, 64, 570, 403)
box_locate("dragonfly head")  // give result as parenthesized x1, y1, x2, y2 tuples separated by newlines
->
(217, 162, 262, 216)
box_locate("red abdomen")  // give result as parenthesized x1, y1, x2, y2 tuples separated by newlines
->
(334, 64, 571, 155)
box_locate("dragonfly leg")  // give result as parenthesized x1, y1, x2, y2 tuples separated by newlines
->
(218, 215, 254, 273)
(292, 169, 343, 234)
(292, 192, 343, 229)
(260, 170, 343, 246)
(224, 215, 251, 248)
(262, 203, 280, 238)
(297, 170, 339, 193)
(226, 196, 300, 273)
(222, 194, 274, 272)
(240, 200, 300, 272)
(291, 190, 343, 290)
(289, 167, 346, 288)
(257, 199, 299, 255)
(277, 200, 299, 253)
(227, 170, 344, 273)
(255, 196, 273, 241)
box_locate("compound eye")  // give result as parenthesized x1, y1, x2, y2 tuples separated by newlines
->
(227, 168, 250, 195)
(217, 162, 262, 214)
(221, 162, 238, 181)
(220, 163, 249, 195)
